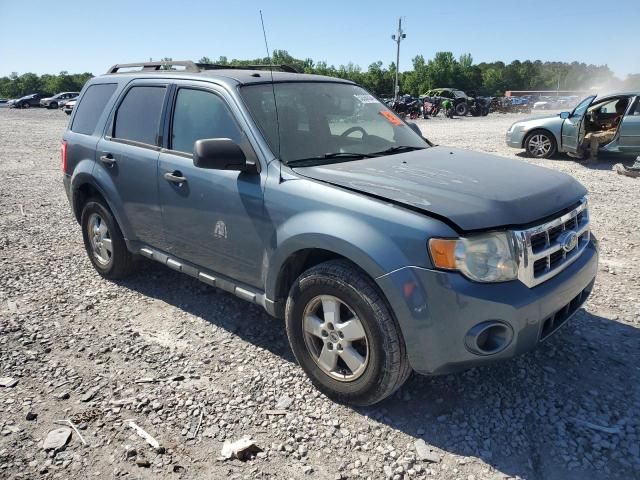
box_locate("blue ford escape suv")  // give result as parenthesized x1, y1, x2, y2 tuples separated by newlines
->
(62, 61, 598, 405)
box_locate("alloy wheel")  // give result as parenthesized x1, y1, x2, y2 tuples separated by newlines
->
(302, 295, 369, 382)
(527, 134, 552, 157)
(87, 213, 113, 266)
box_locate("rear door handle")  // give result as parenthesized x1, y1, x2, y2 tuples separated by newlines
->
(100, 154, 116, 166)
(164, 171, 187, 184)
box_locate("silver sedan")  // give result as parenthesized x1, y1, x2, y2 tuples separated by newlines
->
(506, 92, 640, 158)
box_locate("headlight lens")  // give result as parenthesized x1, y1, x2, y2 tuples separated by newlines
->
(429, 232, 518, 282)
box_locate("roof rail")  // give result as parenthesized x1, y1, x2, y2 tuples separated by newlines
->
(107, 61, 200, 74)
(196, 63, 301, 73)
(106, 61, 301, 75)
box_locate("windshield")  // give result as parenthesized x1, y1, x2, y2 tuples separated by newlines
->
(452, 90, 467, 99)
(240, 82, 427, 164)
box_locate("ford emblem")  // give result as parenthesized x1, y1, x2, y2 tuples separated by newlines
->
(559, 231, 578, 252)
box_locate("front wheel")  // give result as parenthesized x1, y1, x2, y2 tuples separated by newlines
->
(524, 130, 557, 159)
(22, 102, 30, 109)
(285, 260, 411, 405)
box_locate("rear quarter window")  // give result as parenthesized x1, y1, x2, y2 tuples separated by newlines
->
(71, 83, 117, 135)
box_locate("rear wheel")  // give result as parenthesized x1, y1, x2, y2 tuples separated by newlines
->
(22, 102, 30, 109)
(285, 260, 411, 405)
(49, 102, 58, 109)
(524, 130, 557, 159)
(81, 199, 135, 279)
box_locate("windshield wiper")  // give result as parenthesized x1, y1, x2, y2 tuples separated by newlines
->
(287, 152, 375, 167)
(370, 145, 426, 156)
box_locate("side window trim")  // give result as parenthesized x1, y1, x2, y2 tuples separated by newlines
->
(105, 82, 169, 151)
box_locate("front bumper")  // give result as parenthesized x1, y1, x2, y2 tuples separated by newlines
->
(505, 129, 526, 148)
(376, 240, 598, 375)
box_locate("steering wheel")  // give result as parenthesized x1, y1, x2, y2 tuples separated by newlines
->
(341, 126, 368, 139)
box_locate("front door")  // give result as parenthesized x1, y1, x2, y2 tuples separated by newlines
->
(157, 85, 268, 288)
(619, 97, 640, 153)
(561, 95, 596, 153)
(94, 82, 168, 247)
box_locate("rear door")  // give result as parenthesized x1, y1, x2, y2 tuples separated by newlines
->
(157, 82, 268, 287)
(561, 95, 597, 153)
(94, 81, 168, 247)
(619, 96, 640, 153)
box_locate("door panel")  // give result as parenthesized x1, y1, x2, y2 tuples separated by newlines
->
(561, 95, 597, 153)
(158, 153, 267, 286)
(95, 140, 163, 246)
(619, 98, 640, 152)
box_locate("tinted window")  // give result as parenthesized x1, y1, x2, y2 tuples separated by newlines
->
(114, 86, 166, 145)
(171, 88, 242, 153)
(71, 83, 117, 135)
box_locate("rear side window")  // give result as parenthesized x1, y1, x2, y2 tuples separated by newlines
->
(171, 88, 242, 153)
(113, 86, 166, 146)
(71, 83, 117, 135)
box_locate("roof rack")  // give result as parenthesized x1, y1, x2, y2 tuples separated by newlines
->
(106, 61, 301, 74)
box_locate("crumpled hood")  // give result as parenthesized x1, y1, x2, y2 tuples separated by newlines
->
(292, 146, 587, 231)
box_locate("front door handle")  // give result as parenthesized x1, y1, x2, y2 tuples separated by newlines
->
(100, 154, 116, 166)
(164, 171, 187, 184)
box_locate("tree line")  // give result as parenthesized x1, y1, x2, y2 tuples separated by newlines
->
(0, 71, 93, 99)
(2, 50, 638, 99)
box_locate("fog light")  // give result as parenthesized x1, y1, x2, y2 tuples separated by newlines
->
(465, 321, 513, 355)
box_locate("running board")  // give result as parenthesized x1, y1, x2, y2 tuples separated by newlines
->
(139, 247, 271, 311)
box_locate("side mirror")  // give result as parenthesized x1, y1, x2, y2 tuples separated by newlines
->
(408, 122, 422, 136)
(559, 111, 570, 119)
(193, 138, 254, 172)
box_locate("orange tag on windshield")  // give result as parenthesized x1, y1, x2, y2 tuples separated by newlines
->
(379, 110, 403, 126)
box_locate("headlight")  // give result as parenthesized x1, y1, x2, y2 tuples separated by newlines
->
(429, 232, 518, 282)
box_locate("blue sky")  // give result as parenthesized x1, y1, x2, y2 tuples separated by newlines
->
(1, 0, 639, 77)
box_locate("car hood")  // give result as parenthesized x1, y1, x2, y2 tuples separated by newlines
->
(292, 147, 586, 231)
(512, 114, 564, 130)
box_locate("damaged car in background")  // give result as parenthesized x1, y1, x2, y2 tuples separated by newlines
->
(506, 92, 640, 158)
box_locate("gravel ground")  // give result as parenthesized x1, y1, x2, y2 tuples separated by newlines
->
(1, 108, 639, 480)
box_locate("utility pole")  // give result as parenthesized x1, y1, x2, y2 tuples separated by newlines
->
(391, 17, 406, 101)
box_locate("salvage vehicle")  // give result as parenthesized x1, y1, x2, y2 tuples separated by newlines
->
(506, 92, 640, 158)
(9, 93, 46, 108)
(62, 61, 598, 405)
(423, 88, 489, 116)
(40, 91, 79, 109)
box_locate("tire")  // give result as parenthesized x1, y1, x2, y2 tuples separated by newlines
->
(49, 102, 58, 109)
(455, 102, 468, 116)
(81, 199, 135, 279)
(65, 110, 71, 115)
(524, 130, 557, 159)
(22, 102, 30, 109)
(481, 107, 489, 116)
(285, 260, 411, 405)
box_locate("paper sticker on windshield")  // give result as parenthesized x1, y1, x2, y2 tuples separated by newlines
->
(354, 94, 378, 104)
(379, 110, 403, 126)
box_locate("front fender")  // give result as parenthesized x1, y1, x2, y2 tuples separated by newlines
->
(265, 210, 416, 301)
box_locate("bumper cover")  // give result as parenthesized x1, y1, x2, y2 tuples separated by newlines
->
(506, 129, 526, 148)
(376, 240, 598, 375)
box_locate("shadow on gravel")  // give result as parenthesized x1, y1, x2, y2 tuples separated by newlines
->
(115, 260, 296, 363)
(116, 262, 639, 480)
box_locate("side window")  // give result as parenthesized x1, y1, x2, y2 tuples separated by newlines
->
(71, 83, 117, 135)
(113, 86, 166, 146)
(633, 100, 640, 115)
(171, 88, 243, 154)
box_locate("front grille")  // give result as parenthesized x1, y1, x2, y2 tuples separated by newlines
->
(512, 198, 590, 288)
